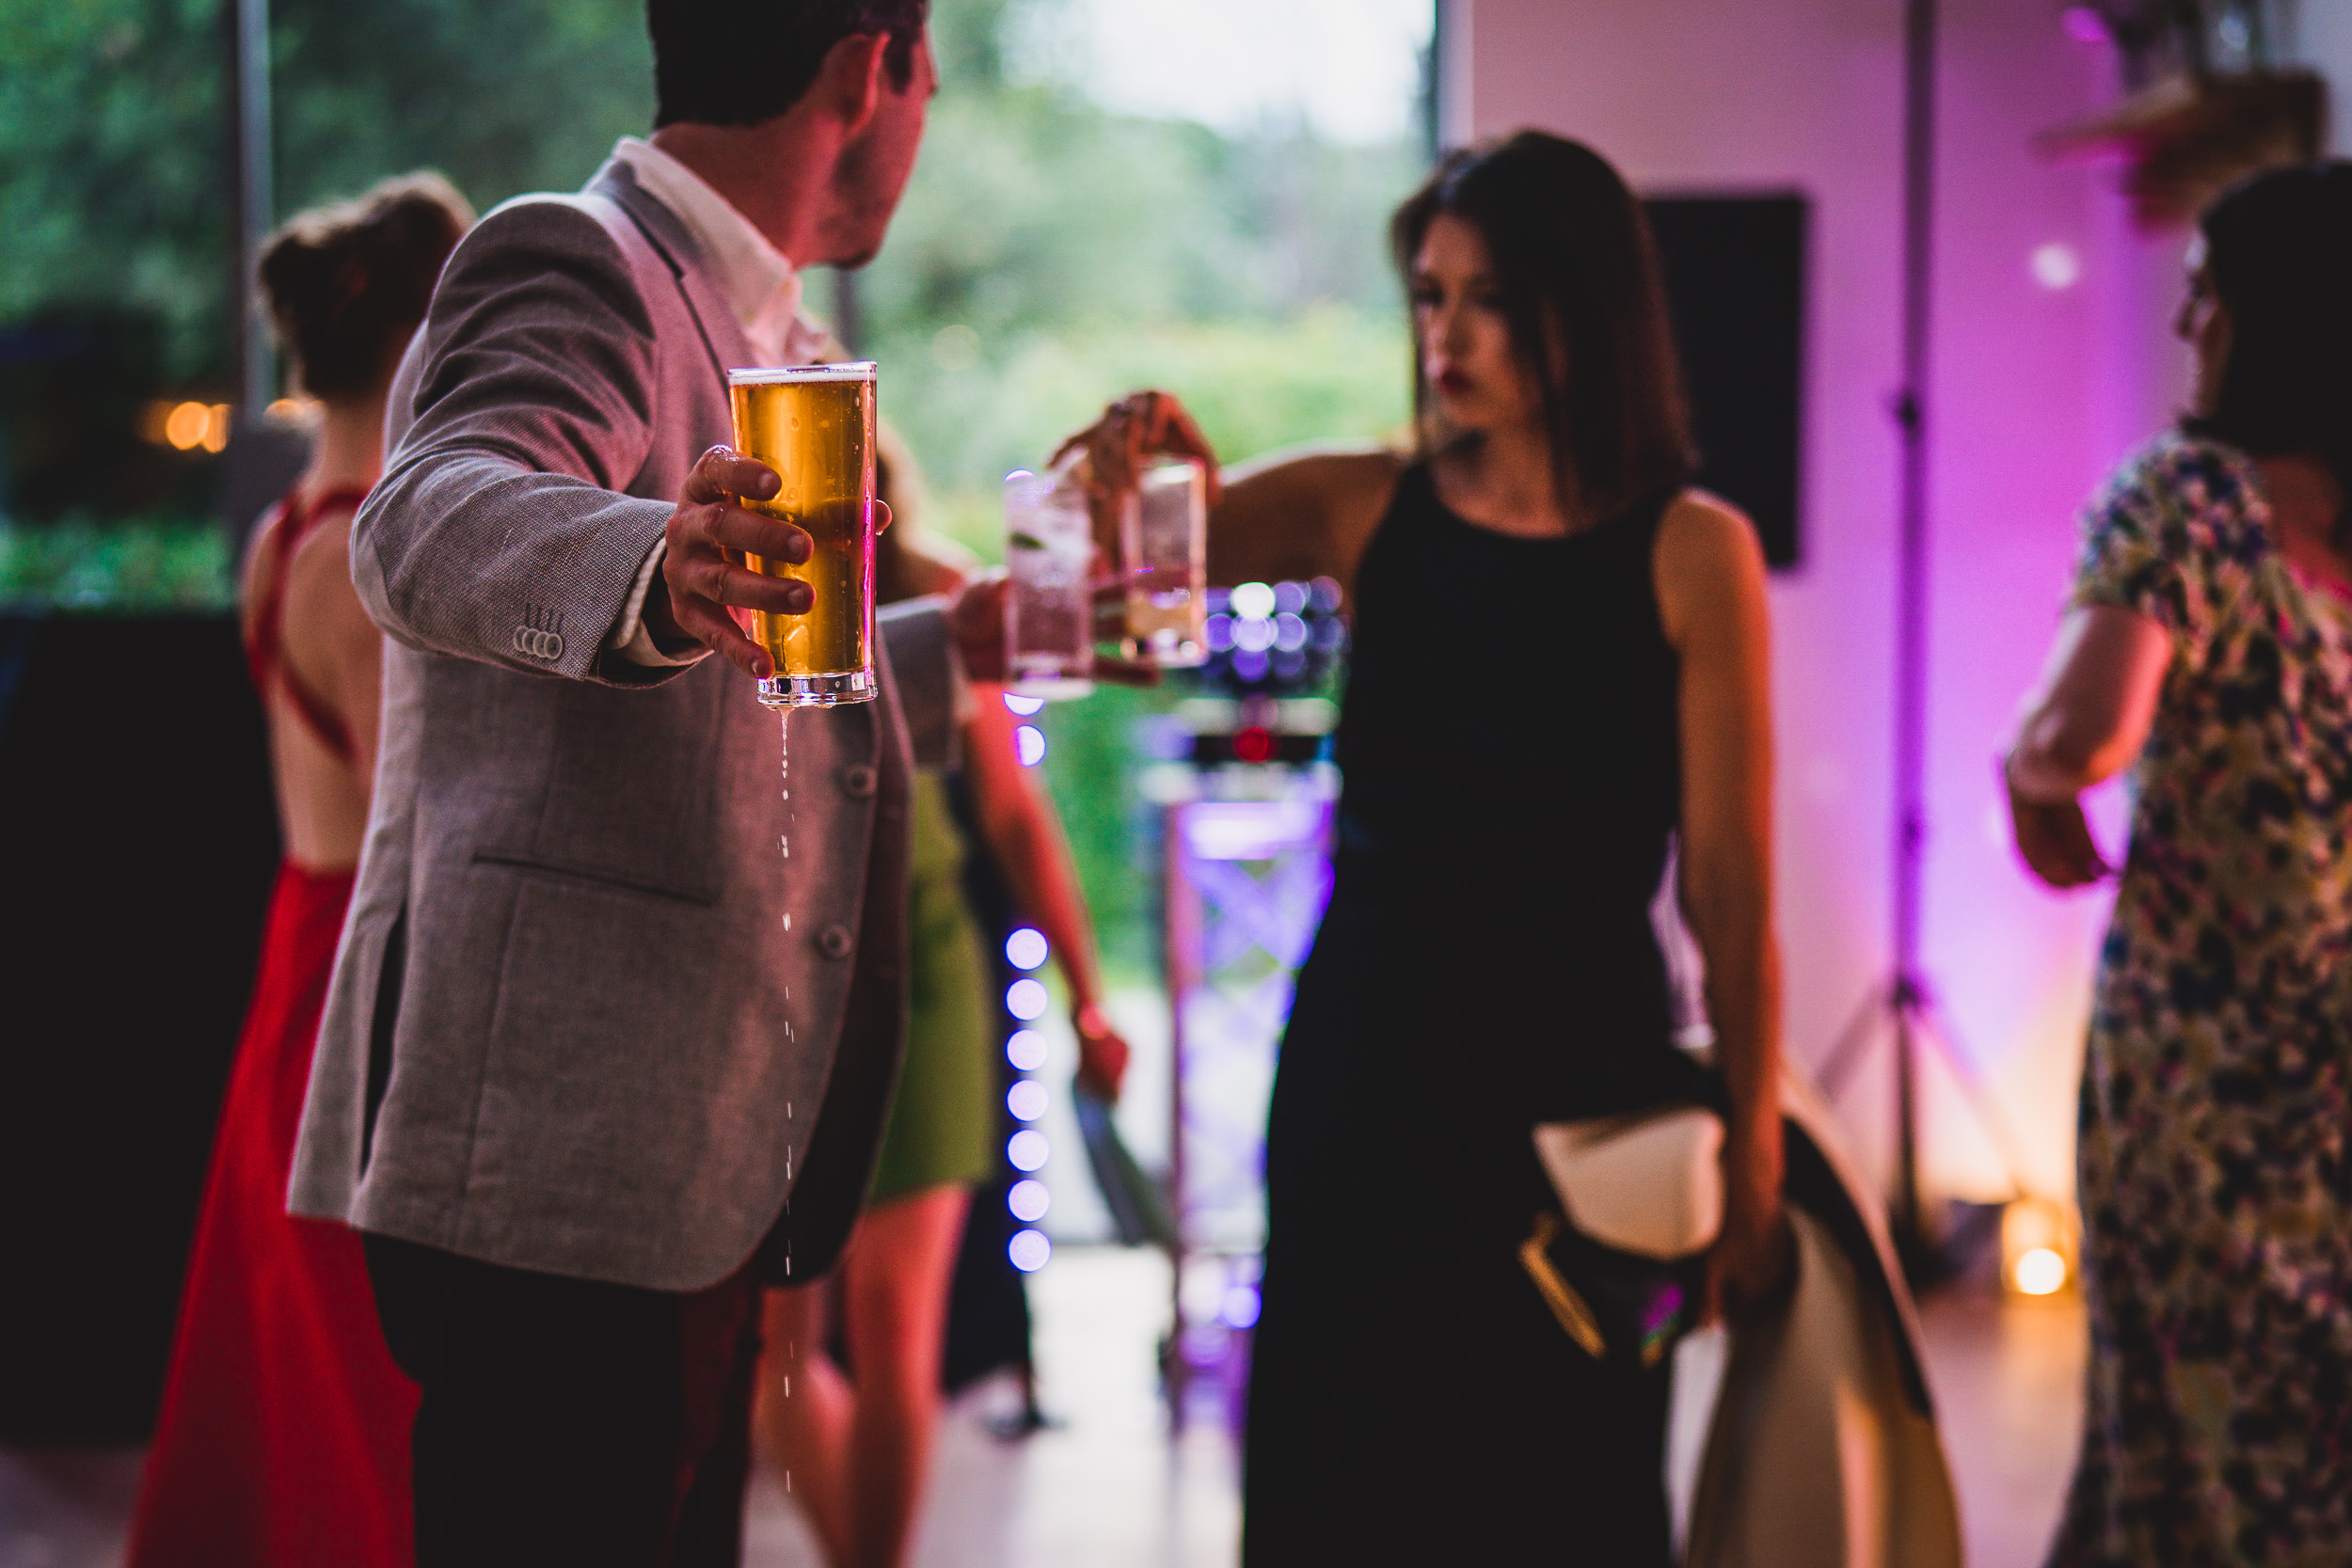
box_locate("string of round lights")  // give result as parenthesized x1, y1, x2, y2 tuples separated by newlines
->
(996, 733, 1057, 1269)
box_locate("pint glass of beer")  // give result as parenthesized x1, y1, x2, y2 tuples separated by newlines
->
(1120, 459, 1208, 668)
(727, 363, 879, 707)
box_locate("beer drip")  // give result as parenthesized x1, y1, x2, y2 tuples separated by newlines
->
(777, 711, 791, 868)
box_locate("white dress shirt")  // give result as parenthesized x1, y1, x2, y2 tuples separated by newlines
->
(606, 136, 841, 666)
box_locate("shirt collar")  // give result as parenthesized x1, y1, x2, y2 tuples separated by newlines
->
(613, 136, 818, 364)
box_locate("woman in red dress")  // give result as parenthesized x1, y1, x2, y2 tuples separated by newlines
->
(126, 173, 471, 1568)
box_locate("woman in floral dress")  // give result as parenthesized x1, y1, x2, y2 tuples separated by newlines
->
(2005, 161, 2352, 1565)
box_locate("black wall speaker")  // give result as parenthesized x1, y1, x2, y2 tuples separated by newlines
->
(1645, 195, 1808, 570)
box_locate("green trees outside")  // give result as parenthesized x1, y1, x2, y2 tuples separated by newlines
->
(2, 0, 1413, 494)
(3, 0, 1428, 965)
(846, 0, 1418, 558)
(0, 0, 654, 394)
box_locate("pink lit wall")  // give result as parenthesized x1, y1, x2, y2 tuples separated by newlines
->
(1455, 0, 2199, 1202)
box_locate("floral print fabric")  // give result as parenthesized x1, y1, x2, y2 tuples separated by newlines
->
(2052, 435, 2352, 1567)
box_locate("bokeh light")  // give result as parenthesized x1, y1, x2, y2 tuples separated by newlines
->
(1003, 692, 1045, 716)
(1014, 724, 1046, 767)
(1006, 977, 1049, 1020)
(1006, 1028, 1049, 1070)
(1005, 927, 1049, 970)
(2012, 1246, 2068, 1296)
(1008, 1178, 1051, 1222)
(2030, 242, 2081, 291)
(1007, 1129, 1049, 1171)
(1009, 1228, 1053, 1272)
(1231, 580, 1276, 620)
(1007, 1079, 1049, 1121)
(163, 401, 213, 451)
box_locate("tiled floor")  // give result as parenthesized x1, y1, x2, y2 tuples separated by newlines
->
(2, 1248, 2087, 1568)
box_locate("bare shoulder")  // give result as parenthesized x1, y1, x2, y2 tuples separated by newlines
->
(237, 505, 282, 639)
(1653, 489, 1769, 645)
(1226, 442, 1407, 540)
(1229, 441, 1405, 499)
(281, 507, 376, 661)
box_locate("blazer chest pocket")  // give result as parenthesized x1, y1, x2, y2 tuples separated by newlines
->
(471, 848, 717, 907)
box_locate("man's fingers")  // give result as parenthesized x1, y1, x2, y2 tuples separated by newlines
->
(1136, 394, 1223, 501)
(681, 446, 782, 508)
(696, 501, 812, 566)
(667, 523, 815, 614)
(670, 591, 773, 679)
(697, 562, 815, 616)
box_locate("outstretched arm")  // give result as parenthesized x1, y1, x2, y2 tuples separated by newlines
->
(1209, 442, 1403, 595)
(1051, 389, 1402, 599)
(352, 198, 687, 685)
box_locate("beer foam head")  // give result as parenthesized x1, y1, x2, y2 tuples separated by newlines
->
(728, 362, 878, 386)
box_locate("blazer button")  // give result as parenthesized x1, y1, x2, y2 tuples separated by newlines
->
(840, 763, 878, 800)
(818, 925, 854, 959)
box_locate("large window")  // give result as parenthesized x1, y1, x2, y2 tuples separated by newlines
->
(0, 0, 1434, 968)
(864, 0, 1433, 976)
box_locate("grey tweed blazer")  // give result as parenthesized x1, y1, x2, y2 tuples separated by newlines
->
(288, 160, 956, 1292)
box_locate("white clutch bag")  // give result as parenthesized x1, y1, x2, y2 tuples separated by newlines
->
(1531, 1106, 1725, 1260)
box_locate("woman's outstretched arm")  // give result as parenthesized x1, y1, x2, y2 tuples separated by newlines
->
(1052, 389, 1404, 598)
(1207, 442, 1405, 595)
(1656, 493, 1788, 1322)
(2002, 607, 2169, 888)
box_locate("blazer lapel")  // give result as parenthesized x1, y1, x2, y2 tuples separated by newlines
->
(586, 159, 758, 384)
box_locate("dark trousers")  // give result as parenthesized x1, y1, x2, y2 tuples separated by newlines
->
(362, 1233, 764, 1568)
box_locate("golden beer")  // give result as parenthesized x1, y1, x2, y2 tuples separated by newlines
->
(727, 363, 879, 707)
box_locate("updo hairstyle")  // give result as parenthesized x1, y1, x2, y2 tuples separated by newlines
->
(258, 171, 473, 402)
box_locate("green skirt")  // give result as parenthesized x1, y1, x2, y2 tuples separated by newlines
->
(866, 771, 998, 1206)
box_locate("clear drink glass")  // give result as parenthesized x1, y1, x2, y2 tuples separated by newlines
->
(1121, 459, 1208, 668)
(1003, 467, 1095, 700)
(727, 363, 878, 707)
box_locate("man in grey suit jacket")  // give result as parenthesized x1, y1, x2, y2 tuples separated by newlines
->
(284, 4, 992, 1560)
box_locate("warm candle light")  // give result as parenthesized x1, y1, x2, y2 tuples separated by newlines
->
(2001, 1196, 2076, 1296)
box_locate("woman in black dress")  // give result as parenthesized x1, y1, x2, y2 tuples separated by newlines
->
(1071, 131, 1790, 1561)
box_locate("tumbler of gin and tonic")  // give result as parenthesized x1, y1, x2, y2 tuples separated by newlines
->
(1002, 467, 1094, 700)
(1120, 459, 1208, 668)
(727, 362, 879, 707)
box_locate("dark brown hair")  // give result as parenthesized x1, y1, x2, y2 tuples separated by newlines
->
(2185, 159, 2352, 544)
(649, 0, 928, 130)
(258, 172, 472, 402)
(1391, 131, 1694, 521)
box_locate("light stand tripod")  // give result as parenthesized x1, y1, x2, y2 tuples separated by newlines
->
(1811, 0, 2034, 1278)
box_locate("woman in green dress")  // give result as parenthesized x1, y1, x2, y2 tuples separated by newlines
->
(757, 439, 1131, 1568)
(2006, 162, 2352, 1565)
